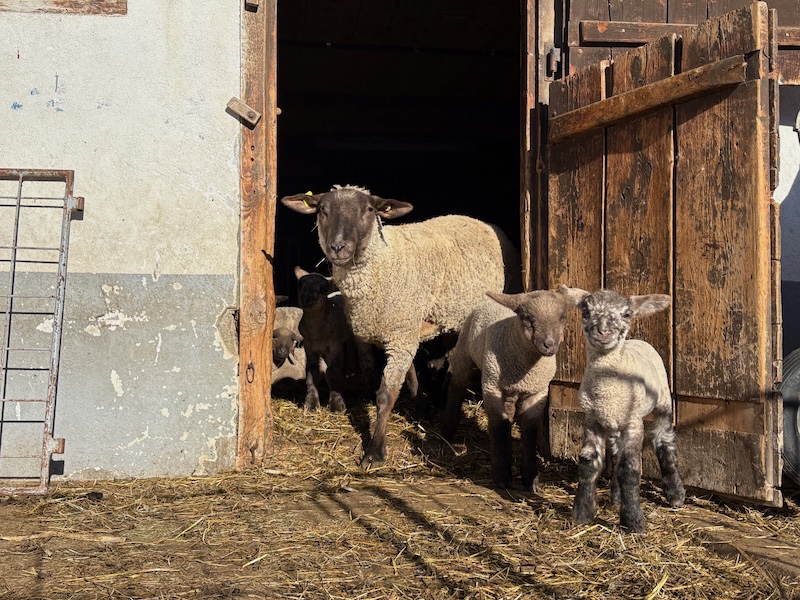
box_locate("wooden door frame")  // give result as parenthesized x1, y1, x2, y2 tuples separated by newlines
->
(237, 0, 278, 469)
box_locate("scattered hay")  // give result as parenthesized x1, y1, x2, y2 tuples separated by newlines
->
(0, 396, 798, 599)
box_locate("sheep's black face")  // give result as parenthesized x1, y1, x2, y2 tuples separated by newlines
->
(273, 327, 298, 367)
(580, 290, 632, 352)
(280, 186, 414, 269)
(315, 189, 377, 267)
(516, 294, 571, 357)
(297, 271, 339, 309)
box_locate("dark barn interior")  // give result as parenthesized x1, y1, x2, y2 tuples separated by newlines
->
(274, 0, 521, 301)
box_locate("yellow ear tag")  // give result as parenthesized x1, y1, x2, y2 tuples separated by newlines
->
(303, 191, 313, 207)
(385, 205, 391, 212)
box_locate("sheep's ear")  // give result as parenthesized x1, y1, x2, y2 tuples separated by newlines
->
(558, 285, 590, 307)
(275, 294, 289, 305)
(281, 192, 323, 214)
(486, 291, 522, 311)
(630, 294, 671, 317)
(370, 196, 414, 219)
(294, 266, 309, 280)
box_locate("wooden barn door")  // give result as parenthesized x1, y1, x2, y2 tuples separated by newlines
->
(544, 3, 783, 506)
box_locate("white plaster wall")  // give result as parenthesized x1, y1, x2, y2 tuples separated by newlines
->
(777, 87, 800, 281)
(0, 1, 240, 276)
(0, 1, 242, 478)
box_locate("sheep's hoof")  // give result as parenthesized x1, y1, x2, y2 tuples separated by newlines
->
(304, 398, 320, 412)
(361, 445, 386, 470)
(329, 395, 346, 414)
(521, 474, 539, 494)
(664, 483, 686, 508)
(620, 509, 645, 533)
(572, 501, 596, 525)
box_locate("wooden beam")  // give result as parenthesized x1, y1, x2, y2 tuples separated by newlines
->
(580, 19, 800, 48)
(0, 0, 126, 14)
(237, 0, 277, 469)
(548, 55, 746, 144)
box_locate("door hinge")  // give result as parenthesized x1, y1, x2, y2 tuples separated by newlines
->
(547, 47, 562, 77)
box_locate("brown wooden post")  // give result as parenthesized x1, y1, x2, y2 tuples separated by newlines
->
(237, 0, 278, 469)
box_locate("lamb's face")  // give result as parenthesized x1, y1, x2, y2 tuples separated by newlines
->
(273, 327, 299, 367)
(579, 290, 633, 352)
(296, 270, 338, 309)
(517, 293, 572, 356)
(280, 186, 413, 269)
(578, 290, 671, 353)
(488, 290, 575, 357)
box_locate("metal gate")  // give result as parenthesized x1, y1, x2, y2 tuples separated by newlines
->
(0, 169, 82, 495)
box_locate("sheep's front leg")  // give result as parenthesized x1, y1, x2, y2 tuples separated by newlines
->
(324, 346, 347, 414)
(361, 347, 415, 469)
(573, 420, 605, 525)
(304, 349, 324, 412)
(440, 349, 472, 441)
(651, 409, 685, 508)
(485, 392, 513, 489)
(617, 426, 645, 533)
(517, 392, 547, 492)
(608, 434, 621, 506)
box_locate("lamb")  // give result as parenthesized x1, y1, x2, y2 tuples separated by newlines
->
(569, 288, 685, 533)
(271, 303, 306, 385)
(441, 287, 584, 491)
(295, 266, 378, 413)
(281, 185, 521, 468)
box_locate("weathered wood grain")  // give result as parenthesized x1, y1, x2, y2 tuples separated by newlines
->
(548, 61, 605, 383)
(674, 3, 770, 402)
(548, 54, 746, 143)
(237, 0, 278, 469)
(0, 0, 126, 14)
(604, 35, 674, 384)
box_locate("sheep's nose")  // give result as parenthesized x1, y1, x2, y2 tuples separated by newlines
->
(330, 242, 345, 255)
(542, 337, 556, 352)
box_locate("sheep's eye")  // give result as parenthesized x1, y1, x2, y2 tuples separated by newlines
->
(623, 310, 633, 319)
(367, 206, 374, 213)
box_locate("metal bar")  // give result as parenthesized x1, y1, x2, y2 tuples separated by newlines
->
(0, 168, 75, 495)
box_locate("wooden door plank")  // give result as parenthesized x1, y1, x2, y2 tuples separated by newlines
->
(567, 0, 612, 73)
(548, 55, 746, 143)
(604, 35, 675, 387)
(238, 0, 278, 469)
(547, 62, 606, 385)
(674, 3, 769, 402)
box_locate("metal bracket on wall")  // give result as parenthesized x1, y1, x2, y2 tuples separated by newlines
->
(0, 169, 82, 495)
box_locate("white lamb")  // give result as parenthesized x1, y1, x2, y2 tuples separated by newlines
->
(570, 288, 685, 533)
(441, 287, 584, 491)
(281, 185, 521, 468)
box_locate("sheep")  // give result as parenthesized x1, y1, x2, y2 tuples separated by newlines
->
(569, 288, 685, 533)
(295, 266, 379, 413)
(281, 185, 521, 468)
(271, 304, 306, 385)
(441, 287, 584, 491)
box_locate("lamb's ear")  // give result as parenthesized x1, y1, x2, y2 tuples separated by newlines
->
(370, 196, 414, 219)
(294, 266, 309, 280)
(558, 285, 590, 307)
(630, 294, 671, 317)
(281, 192, 323, 215)
(486, 291, 522, 311)
(275, 294, 289, 305)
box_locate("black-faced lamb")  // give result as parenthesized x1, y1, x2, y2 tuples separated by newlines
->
(271, 303, 306, 385)
(441, 287, 584, 491)
(570, 288, 685, 533)
(295, 266, 378, 413)
(282, 185, 521, 468)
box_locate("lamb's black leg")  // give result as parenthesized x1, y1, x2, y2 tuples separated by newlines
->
(573, 420, 604, 525)
(518, 393, 547, 493)
(325, 347, 347, 413)
(617, 428, 645, 533)
(485, 393, 513, 489)
(651, 411, 685, 508)
(303, 350, 323, 412)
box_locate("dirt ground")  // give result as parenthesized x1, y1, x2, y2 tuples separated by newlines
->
(1, 392, 799, 600)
